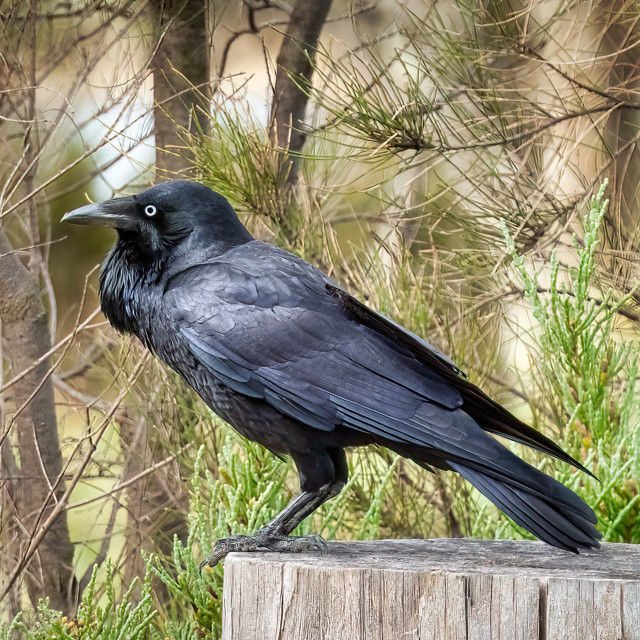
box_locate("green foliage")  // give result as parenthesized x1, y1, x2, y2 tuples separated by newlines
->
(192, 100, 292, 224)
(309, 44, 436, 154)
(4, 562, 156, 640)
(148, 431, 293, 639)
(498, 182, 640, 543)
(0, 616, 22, 640)
(147, 422, 403, 639)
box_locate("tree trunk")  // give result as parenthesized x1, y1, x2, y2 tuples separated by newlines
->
(270, 0, 333, 168)
(152, 0, 211, 177)
(0, 231, 78, 613)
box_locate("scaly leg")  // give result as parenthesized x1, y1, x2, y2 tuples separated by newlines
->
(200, 481, 343, 570)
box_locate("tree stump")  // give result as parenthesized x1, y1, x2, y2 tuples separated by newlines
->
(222, 539, 640, 640)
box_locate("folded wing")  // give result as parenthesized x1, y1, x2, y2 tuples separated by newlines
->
(163, 242, 600, 551)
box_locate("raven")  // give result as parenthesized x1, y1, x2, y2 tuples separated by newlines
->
(63, 181, 601, 566)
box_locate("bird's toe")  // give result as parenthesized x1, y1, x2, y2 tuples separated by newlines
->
(199, 535, 259, 572)
(268, 533, 329, 554)
(306, 534, 329, 554)
(199, 531, 329, 573)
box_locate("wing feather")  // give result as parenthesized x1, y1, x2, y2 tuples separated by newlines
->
(159, 242, 599, 551)
(164, 245, 589, 479)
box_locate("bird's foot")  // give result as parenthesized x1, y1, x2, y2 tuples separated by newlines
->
(199, 530, 328, 572)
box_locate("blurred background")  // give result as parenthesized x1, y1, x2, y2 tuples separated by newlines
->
(1, 0, 639, 637)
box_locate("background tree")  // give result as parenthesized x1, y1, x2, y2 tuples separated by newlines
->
(0, 0, 152, 615)
(152, 0, 211, 176)
(1, 1, 639, 637)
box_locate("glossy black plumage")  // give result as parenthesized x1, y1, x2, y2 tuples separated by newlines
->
(63, 181, 601, 556)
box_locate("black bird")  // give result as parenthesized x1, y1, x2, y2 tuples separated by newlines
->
(63, 181, 601, 565)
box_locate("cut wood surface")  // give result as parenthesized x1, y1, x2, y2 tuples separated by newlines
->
(221, 539, 640, 640)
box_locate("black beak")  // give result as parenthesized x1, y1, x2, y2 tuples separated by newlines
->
(61, 196, 137, 230)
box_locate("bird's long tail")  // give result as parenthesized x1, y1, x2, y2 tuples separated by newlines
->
(448, 458, 601, 552)
(389, 407, 602, 553)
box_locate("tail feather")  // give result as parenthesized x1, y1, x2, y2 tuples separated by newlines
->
(384, 407, 601, 552)
(451, 462, 601, 552)
(330, 286, 594, 478)
(457, 455, 597, 524)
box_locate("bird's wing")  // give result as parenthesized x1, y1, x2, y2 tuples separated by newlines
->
(163, 246, 471, 447)
(163, 243, 588, 474)
(327, 282, 594, 477)
(162, 246, 602, 552)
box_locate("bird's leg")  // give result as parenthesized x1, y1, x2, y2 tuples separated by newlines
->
(200, 481, 344, 570)
(262, 481, 345, 536)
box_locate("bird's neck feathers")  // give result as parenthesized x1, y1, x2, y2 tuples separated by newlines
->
(99, 241, 161, 335)
(193, 216, 254, 255)
(99, 219, 254, 336)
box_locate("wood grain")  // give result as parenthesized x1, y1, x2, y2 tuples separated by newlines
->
(221, 539, 640, 640)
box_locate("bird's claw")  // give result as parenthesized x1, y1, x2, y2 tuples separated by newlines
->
(199, 535, 258, 572)
(199, 532, 329, 573)
(265, 533, 328, 554)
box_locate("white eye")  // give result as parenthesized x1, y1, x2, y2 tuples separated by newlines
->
(144, 204, 157, 217)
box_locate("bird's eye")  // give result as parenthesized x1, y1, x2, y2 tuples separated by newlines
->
(144, 205, 157, 217)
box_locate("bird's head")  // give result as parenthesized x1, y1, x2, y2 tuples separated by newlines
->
(62, 181, 253, 261)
